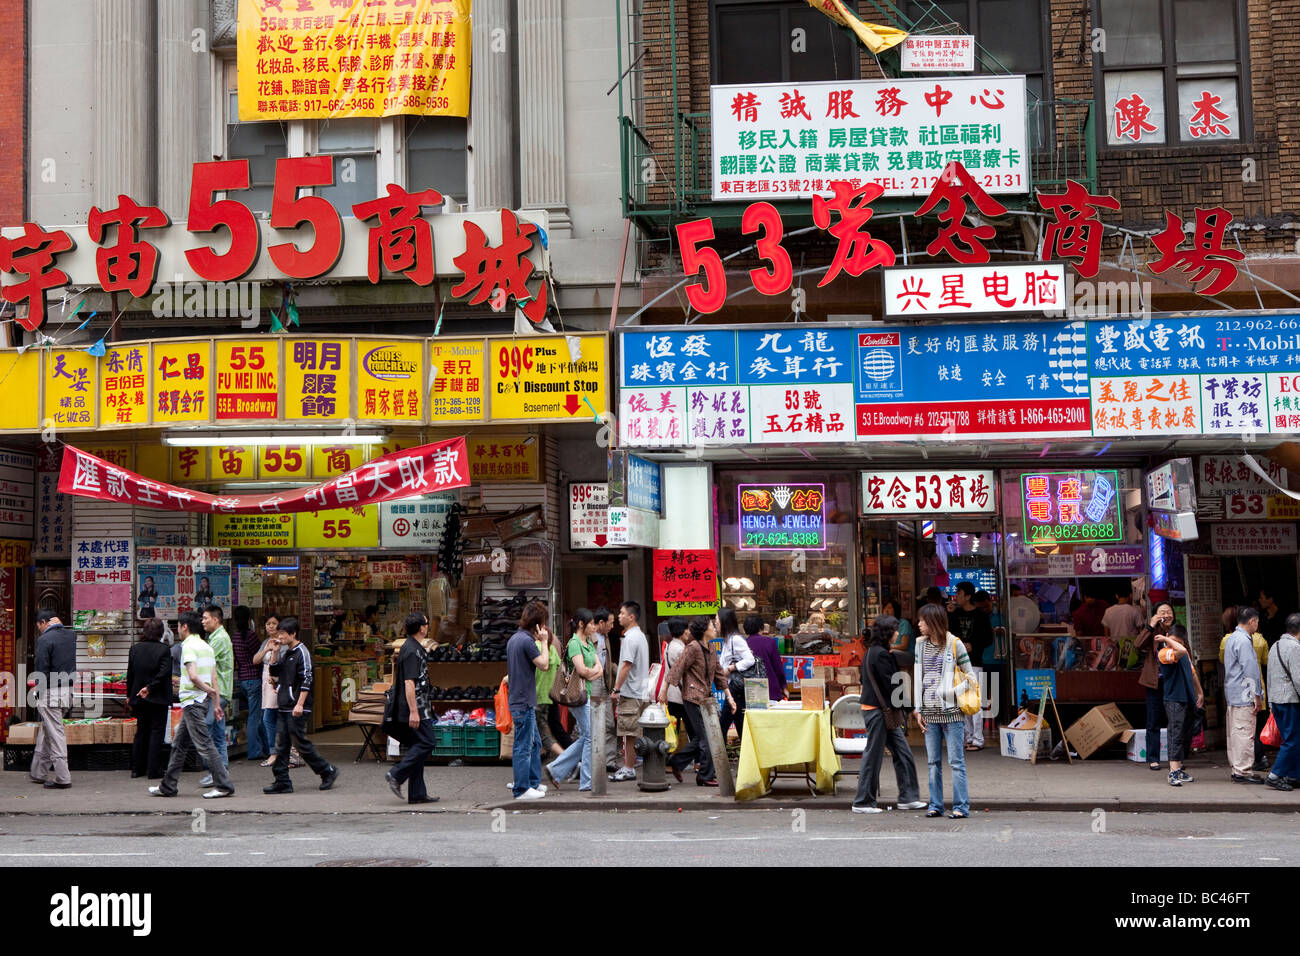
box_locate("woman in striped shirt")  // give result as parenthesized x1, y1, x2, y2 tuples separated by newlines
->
(913, 603, 979, 819)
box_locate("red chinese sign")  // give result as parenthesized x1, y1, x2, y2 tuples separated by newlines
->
(652, 548, 718, 603)
(58, 438, 469, 514)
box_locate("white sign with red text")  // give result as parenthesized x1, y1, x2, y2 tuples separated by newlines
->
(883, 263, 1067, 317)
(570, 482, 611, 549)
(749, 384, 854, 444)
(860, 470, 998, 515)
(901, 35, 976, 73)
(1210, 522, 1298, 556)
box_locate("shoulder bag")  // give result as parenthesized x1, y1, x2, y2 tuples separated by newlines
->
(863, 648, 905, 731)
(550, 648, 589, 708)
(951, 637, 982, 716)
(725, 636, 766, 697)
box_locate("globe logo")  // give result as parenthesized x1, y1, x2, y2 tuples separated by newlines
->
(862, 348, 896, 381)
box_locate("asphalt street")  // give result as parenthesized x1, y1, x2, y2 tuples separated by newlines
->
(1, 809, 1297, 867)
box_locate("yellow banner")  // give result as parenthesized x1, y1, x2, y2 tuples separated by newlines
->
(357, 339, 423, 421)
(296, 507, 380, 549)
(258, 444, 310, 480)
(45, 350, 97, 430)
(429, 338, 485, 421)
(211, 445, 258, 481)
(236, 0, 470, 121)
(489, 335, 608, 422)
(214, 339, 279, 421)
(101, 344, 150, 427)
(213, 513, 295, 549)
(153, 340, 211, 423)
(807, 0, 908, 55)
(285, 338, 350, 420)
(0, 352, 38, 431)
(171, 446, 209, 482)
(468, 435, 541, 483)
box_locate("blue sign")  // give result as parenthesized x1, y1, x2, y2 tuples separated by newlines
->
(626, 453, 662, 514)
(1086, 314, 1300, 376)
(736, 327, 855, 384)
(622, 330, 738, 386)
(1015, 668, 1057, 706)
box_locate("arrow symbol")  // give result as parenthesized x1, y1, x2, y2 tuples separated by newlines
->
(563, 394, 582, 415)
(593, 533, 608, 547)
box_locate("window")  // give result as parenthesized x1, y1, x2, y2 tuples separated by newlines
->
(223, 62, 287, 216)
(1095, 0, 1248, 146)
(711, 0, 859, 85)
(314, 119, 380, 213)
(405, 116, 468, 204)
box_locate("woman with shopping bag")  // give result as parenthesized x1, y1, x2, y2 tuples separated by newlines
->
(913, 603, 979, 819)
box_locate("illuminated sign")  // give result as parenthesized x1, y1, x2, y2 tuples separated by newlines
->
(1021, 470, 1122, 545)
(738, 483, 826, 551)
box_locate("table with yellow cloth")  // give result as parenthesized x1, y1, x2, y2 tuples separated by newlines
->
(734, 707, 841, 801)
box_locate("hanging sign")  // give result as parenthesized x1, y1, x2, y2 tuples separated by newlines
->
(883, 263, 1067, 317)
(1020, 470, 1122, 546)
(379, 494, 455, 549)
(860, 469, 995, 515)
(72, 535, 134, 615)
(468, 435, 540, 482)
(652, 548, 718, 603)
(489, 334, 608, 423)
(1210, 522, 1298, 556)
(1145, 458, 1197, 513)
(1225, 493, 1300, 521)
(570, 482, 611, 549)
(738, 483, 826, 551)
(900, 35, 976, 72)
(296, 506, 381, 549)
(212, 514, 296, 549)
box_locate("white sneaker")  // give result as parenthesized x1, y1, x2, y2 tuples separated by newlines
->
(609, 767, 637, 782)
(514, 787, 546, 800)
(851, 805, 884, 814)
(148, 786, 174, 798)
(202, 788, 233, 799)
(896, 801, 928, 810)
(504, 783, 547, 792)
(198, 774, 214, 787)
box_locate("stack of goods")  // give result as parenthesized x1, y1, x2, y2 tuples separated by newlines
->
(428, 685, 496, 701)
(435, 707, 495, 727)
(348, 686, 388, 725)
(436, 504, 466, 585)
(473, 592, 528, 656)
(73, 672, 127, 695)
(428, 643, 506, 663)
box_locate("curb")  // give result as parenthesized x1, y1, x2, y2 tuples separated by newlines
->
(481, 798, 1300, 814)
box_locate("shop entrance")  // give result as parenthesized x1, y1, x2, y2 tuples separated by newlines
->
(1220, 555, 1299, 623)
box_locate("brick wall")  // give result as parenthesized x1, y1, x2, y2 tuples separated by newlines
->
(0, 0, 26, 227)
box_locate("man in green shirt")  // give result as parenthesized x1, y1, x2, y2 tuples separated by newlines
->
(199, 604, 233, 785)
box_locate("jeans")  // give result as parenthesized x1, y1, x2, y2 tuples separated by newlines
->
(924, 719, 969, 815)
(1144, 682, 1166, 764)
(547, 700, 591, 789)
(131, 699, 168, 778)
(160, 702, 234, 796)
(1271, 702, 1300, 779)
(241, 679, 267, 759)
(271, 711, 332, 787)
(854, 708, 921, 809)
(389, 718, 436, 802)
(263, 704, 281, 757)
(668, 701, 716, 784)
(203, 696, 229, 770)
(510, 706, 542, 797)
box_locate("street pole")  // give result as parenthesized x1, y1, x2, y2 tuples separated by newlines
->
(590, 696, 608, 796)
(701, 697, 735, 797)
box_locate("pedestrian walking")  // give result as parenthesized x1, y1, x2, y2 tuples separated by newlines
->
(610, 601, 649, 782)
(1265, 613, 1300, 791)
(662, 618, 689, 731)
(263, 617, 339, 794)
(230, 605, 268, 762)
(948, 582, 992, 752)
(913, 603, 977, 819)
(592, 607, 619, 772)
(853, 615, 925, 813)
(1221, 606, 1266, 783)
(126, 618, 172, 779)
(718, 607, 757, 745)
(30, 610, 77, 790)
(149, 610, 235, 799)
(545, 609, 604, 791)
(660, 616, 733, 787)
(507, 601, 552, 800)
(384, 613, 439, 804)
(1158, 623, 1204, 787)
(199, 605, 233, 788)
(1134, 602, 1173, 770)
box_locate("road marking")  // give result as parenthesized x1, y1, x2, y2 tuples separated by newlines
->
(205, 852, 231, 856)
(280, 836, 329, 841)
(808, 835, 917, 841)
(1260, 857, 1280, 861)
(250, 852, 267, 855)
(0, 852, 152, 858)
(594, 836, 766, 844)
(1181, 836, 1246, 841)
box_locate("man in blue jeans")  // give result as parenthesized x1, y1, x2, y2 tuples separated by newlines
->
(507, 601, 553, 800)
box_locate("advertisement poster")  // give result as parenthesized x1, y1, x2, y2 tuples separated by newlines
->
(570, 482, 610, 549)
(100, 344, 150, 426)
(1183, 554, 1223, 661)
(737, 483, 826, 550)
(379, 494, 455, 549)
(488, 335, 607, 423)
(137, 547, 232, 618)
(653, 549, 718, 603)
(1020, 470, 1122, 546)
(357, 340, 424, 422)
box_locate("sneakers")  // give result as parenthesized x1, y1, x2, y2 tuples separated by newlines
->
(1231, 773, 1264, 784)
(199, 774, 214, 787)
(319, 766, 339, 791)
(514, 787, 546, 800)
(851, 805, 884, 814)
(1175, 769, 1194, 783)
(609, 767, 637, 782)
(1266, 775, 1294, 791)
(504, 783, 547, 792)
(148, 785, 176, 798)
(202, 788, 234, 799)
(385, 771, 404, 799)
(263, 783, 293, 794)
(896, 800, 928, 810)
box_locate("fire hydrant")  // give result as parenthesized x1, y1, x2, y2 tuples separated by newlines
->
(634, 702, 673, 792)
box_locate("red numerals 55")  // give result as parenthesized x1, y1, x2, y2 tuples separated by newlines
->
(185, 160, 260, 281)
(268, 156, 343, 279)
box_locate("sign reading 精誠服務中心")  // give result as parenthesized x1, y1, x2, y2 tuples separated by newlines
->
(710, 76, 1028, 201)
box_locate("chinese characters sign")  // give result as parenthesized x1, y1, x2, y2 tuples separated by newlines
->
(883, 263, 1067, 317)
(468, 436, 540, 483)
(711, 76, 1027, 200)
(0, 449, 34, 539)
(72, 536, 134, 615)
(1020, 470, 1122, 546)
(429, 339, 484, 421)
(570, 482, 611, 549)
(236, 0, 470, 120)
(901, 35, 975, 72)
(489, 335, 608, 422)
(212, 514, 295, 549)
(1198, 454, 1287, 498)
(378, 494, 454, 549)
(216, 339, 279, 420)
(358, 340, 423, 421)
(859, 470, 996, 515)
(286, 339, 350, 420)
(1210, 522, 1297, 556)
(136, 547, 232, 618)
(738, 483, 826, 551)
(653, 549, 718, 603)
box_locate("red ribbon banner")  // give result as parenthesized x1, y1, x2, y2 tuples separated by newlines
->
(57, 437, 470, 514)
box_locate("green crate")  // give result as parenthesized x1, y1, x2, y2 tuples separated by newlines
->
(464, 725, 500, 757)
(432, 725, 465, 757)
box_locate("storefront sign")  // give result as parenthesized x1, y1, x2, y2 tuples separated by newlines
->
(429, 339, 485, 422)
(45, 350, 97, 430)
(653, 549, 718, 603)
(236, 0, 470, 121)
(489, 335, 607, 423)
(570, 482, 611, 549)
(1210, 522, 1298, 556)
(901, 34, 976, 72)
(379, 494, 455, 549)
(136, 547, 232, 617)
(883, 263, 1066, 317)
(607, 504, 659, 549)
(0, 450, 34, 539)
(1184, 554, 1223, 660)
(285, 339, 350, 421)
(1020, 470, 1122, 545)
(1151, 509, 1198, 542)
(1225, 493, 1300, 521)
(297, 506, 380, 549)
(860, 469, 996, 515)
(212, 514, 296, 549)
(214, 339, 279, 420)
(1073, 545, 1145, 576)
(72, 536, 133, 615)
(101, 344, 150, 426)
(60, 438, 469, 514)
(358, 340, 424, 422)
(1145, 458, 1196, 513)
(1198, 454, 1287, 498)
(710, 75, 1027, 200)
(153, 340, 212, 424)
(657, 585, 720, 616)
(1015, 668, 1056, 705)
(738, 483, 826, 550)
(626, 454, 662, 514)
(468, 436, 540, 483)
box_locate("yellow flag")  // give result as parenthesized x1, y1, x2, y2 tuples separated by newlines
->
(807, 0, 908, 55)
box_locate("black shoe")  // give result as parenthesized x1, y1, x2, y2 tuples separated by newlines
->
(319, 766, 339, 791)
(43, 782, 71, 790)
(263, 783, 294, 794)
(670, 765, 683, 783)
(1266, 775, 1294, 791)
(385, 771, 403, 798)
(1231, 773, 1265, 784)
(408, 796, 440, 804)
(926, 808, 943, 818)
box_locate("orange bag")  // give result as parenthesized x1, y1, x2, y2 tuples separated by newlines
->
(494, 677, 512, 735)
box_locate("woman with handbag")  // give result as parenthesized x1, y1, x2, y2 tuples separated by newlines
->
(1134, 602, 1173, 770)
(718, 608, 760, 745)
(913, 603, 978, 819)
(853, 615, 925, 813)
(545, 609, 604, 791)
(660, 616, 735, 787)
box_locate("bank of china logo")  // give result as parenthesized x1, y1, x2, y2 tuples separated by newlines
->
(861, 348, 895, 382)
(772, 486, 793, 509)
(1048, 321, 1089, 395)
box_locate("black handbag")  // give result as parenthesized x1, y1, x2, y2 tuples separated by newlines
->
(727, 643, 766, 698)
(381, 686, 415, 746)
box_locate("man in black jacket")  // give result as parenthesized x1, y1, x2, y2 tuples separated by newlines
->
(264, 617, 338, 794)
(30, 610, 77, 789)
(384, 613, 438, 804)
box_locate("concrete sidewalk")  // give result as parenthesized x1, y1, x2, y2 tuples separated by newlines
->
(5, 742, 1300, 816)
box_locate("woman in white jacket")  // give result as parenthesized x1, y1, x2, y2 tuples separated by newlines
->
(718, 608, 757, 745)
(913, 603, 979, 818)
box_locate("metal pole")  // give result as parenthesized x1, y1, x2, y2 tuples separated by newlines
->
(589, 695, 608, 796)
(701, 696, 735, 797)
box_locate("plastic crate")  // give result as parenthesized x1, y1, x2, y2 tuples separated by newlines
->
(3, 746, 34, 772)
(432, 725, 465, 757)
(86, 745, 132, 772)
(464, 725, 500, 757)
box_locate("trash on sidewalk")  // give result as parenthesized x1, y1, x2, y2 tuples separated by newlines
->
(1064, 703, 1133, 760)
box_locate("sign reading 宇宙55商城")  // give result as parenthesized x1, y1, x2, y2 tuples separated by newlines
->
(236, 0, 470, 121)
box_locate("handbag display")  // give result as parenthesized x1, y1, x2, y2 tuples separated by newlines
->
(862, 649, 906, 731)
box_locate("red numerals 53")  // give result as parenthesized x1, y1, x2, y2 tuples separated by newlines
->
(676, 203, 795, 315)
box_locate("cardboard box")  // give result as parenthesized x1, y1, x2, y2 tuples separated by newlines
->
(1125, 728, 1168, 763)
(120, 719, 137, 744)
(6, 722, 40, 745)
(812, 666, 837, 683)
(843, 684, 861, 699)
(1064, 703, 1133, 759)
(999, 726, 1053, 761)
(836, 667, 860, 685)
(93, 721, 120, 744)
(826, 681, 845, 703)
(64, 722, 95, 746)
(801, 679, 826, 710)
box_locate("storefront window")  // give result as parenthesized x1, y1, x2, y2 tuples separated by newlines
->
(717, 470, 856, 651)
